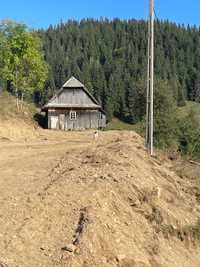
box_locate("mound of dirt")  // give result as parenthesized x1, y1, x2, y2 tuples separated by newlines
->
(1, 131, 200, 267)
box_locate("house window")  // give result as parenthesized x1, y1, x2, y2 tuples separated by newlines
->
(70, 111, 77, 120)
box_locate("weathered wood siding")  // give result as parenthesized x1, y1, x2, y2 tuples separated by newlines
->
(50, 88, 94, 105)
(48, 109, 106, 130)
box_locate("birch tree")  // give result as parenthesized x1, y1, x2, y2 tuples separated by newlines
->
(0, 20, 48, 109)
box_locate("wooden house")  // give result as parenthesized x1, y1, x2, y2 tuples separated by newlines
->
(42, 77, 106, 130)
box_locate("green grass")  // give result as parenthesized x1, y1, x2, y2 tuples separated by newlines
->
(106, 118, 135, 131)
(105, 117, 145, 136)
(106, 101, 200, 131)
(177, 101, 200, 121)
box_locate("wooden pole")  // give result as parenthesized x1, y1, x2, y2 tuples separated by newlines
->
(150, 0, 154, 156)
(146, 0, 154, 156)
(146, 16, 150, 148)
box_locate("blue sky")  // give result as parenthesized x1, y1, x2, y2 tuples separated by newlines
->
(1, 0, 200, 29)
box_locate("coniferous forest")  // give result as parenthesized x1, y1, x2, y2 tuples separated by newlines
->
(39, 19, 200, 123)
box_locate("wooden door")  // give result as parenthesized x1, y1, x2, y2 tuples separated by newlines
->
(50, 116, 58, 129)
(59, 114, 65, 130)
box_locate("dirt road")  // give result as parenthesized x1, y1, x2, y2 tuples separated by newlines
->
(0, 130, 94, 266)
(0, 130, 200, 267)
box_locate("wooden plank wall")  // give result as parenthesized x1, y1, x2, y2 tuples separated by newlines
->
(48, 109, 106, 130)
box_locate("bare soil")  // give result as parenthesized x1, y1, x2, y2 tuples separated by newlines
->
(0, 125, 200, 267)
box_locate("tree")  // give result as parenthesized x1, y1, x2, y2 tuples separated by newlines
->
(153, 79, 178, 149)
(126, 79, 146, 124)
(0, 20, 48, 109)
(177, 110, 200, 157)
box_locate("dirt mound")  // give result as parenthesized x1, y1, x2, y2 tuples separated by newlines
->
(1, 131, 200, 267)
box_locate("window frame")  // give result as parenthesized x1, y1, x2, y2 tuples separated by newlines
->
(69, 110, 77, 120)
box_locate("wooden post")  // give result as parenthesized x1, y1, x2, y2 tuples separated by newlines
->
(146, 17, 150, 148)
(146, 0, 154, 156)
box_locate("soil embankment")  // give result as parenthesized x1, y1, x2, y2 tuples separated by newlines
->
(0, 130, 200, 267)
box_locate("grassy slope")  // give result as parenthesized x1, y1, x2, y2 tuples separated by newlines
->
(106, 118, 145, 137)
(0, 91, 39, 140)
(0, 91, 37, 121)
(107, 101, 200, 131)
(177, 101, 200, 121)
(106, 118, 136, 131)
(174, 101, 200, 181)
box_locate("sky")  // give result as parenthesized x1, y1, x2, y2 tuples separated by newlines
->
(0, 0, 200, 29)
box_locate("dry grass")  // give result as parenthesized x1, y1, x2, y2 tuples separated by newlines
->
(0, 91, 37, 121)
(174, 160, 200, 183)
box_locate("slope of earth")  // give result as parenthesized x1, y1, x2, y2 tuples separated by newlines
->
(0, 92, 39, 141)
(0, 130, 200, 267)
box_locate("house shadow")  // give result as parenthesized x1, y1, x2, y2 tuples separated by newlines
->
(34, 112, 46, 129)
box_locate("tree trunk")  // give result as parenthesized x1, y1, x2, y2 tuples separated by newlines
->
(15, 72, 19, 111)
(16, 89, 19, 111)
(21, 92, 24, 111)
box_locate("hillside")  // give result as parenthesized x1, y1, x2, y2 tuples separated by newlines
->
(107, 100, 200, 131)
(0, 128, 200, 266)
(38, 19, 200, 122)
(178, 101, 200, 121)
(0, 92, 39, 141)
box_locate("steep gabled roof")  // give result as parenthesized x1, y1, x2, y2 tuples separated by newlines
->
(42, 77, 105, 113)
(62, 76, 84, 88)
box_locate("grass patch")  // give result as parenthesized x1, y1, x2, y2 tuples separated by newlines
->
(106, 118, 135, 130)
(106, 101, 200, 132)
(177, 101, 200, 122)
(106, 118, 145, 135)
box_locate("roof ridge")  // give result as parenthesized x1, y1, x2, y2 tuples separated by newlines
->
(63, 76, 84, 88)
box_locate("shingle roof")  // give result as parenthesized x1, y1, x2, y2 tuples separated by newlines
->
(62, 76, 84, 88)
(42, 76, 105, 114)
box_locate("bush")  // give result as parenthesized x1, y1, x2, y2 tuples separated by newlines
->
(177, 110, 200, 157)
(153, 79, 179, 149)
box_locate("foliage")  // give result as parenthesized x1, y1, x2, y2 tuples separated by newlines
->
(153, 79, 179, 149)
(177, 110, 200, 157)
(0, 20, 48, 105)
